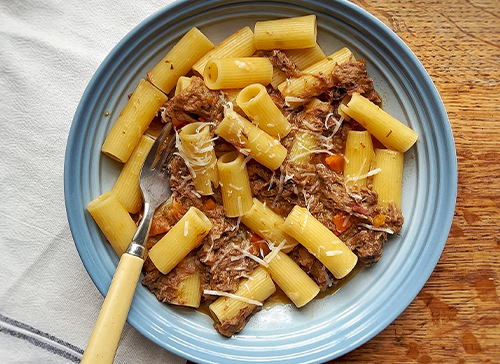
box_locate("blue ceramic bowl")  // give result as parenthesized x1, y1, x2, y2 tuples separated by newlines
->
(65, 1, 457, 363)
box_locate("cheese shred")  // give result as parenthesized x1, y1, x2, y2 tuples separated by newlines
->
(203, 290, 263, 306)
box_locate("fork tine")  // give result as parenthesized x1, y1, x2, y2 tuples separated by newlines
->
(142, 122, 172, 171)
(156, 132, 176, 170)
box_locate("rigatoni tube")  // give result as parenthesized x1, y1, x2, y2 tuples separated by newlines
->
(270, 44, 326, 88)
(371, 149, 404, 209)
(265, 251, 320, 308)
(209, 266, 276, 331)
(340, 93, 418, 152)
(204, 57, 273, 90)
(278, 47, 354, 104)
(147, 27, 214, 94)
(217, 151, 253, 217)
(86, 191, 137, 256)
(288, 131, 318, 165)
(112, 134, 154, 213)
(192, 26, 256, 76)
(254, 15, 317, 50)
(170, 255, 202, 308)
(174, 76, 193, 96)
(236, 83, 291, 139)
(282, 206, 358, 279)
(215, 109, 287, 170)
(149, 207, 212, 274)
(343, 130, 374, 187)
(178, 122, 219, 195)
(241, 198, 298, 252)
(101, 79, 167, 163)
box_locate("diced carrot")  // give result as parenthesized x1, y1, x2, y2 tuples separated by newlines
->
(249, 232, 271, 257)
(325, 154, 344, 173)
(332, 212, 352, 234)
(169, 200, 185, 221)
(204, 198, 217, 211)
(372, 214, 386, 227)
(250, 232, 262, 243)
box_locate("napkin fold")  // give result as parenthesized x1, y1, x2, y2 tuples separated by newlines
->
(0, 0, 186, 363)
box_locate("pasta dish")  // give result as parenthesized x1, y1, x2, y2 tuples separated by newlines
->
(86, 14, 418, 337)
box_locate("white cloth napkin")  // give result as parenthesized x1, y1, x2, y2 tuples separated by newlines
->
(0, 0, 187, 363)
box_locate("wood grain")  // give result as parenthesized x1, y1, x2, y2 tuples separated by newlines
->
(327, 0, 500, 363)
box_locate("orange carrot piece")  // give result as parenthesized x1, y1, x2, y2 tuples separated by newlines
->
(372, 214, 386, 227)
(325, 154, 344, 173)
(204, 198, 217, 211)
(332, 212, 352, 234)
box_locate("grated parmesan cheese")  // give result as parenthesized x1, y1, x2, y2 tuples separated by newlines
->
(232, 243, 268, 267)
(267, 170, 275, 191)
(264, 240, 286, 264)
(359, 223, 394, 234)
(229, 183, 243, 191)
(235, 60, 250, 71)
(289, 148, 334, 163)
(203, 290, 263, 306)
(241, 155, 253, 170)
(344, 168, 382, 185)
(325, 250, 344, 257)
(284, 96, 308, 106)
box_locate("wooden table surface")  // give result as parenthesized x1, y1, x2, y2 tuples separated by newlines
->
(327, 0, 500, 363)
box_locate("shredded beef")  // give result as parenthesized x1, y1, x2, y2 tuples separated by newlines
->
(266, 50, 302, 78)
(341, 228, 387, 266)
(328, 59, 382, 106)
(213, 305, 257, 338)
(288, 245, 337, 291)
(161, 76, 225, 126)
(248, 159, 403, 266)
(142, 253, 197, 304)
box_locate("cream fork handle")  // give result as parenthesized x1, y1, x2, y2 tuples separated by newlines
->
(81, 253, 144, 364)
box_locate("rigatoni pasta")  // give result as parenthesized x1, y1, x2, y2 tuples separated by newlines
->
(169, 256, 202, 308)
(278, 47, 354, 105)
(192, 26, 256, 76)
(86, 192, 137, 256)
(343, 130, 374, 187)
(241, 198, 299, 252)
(112, 134, 154, 213)
(208, 266, 276, 336)
(149, 207, 212, 274)
(254, 15, 317, 50)
(215, 108, 287, 170)
(236, 83, 291, 138)
(282, 206, 358, 279)
(216, 151, 253, 217)
(204, 57, 273, 90)
(288, 131, 318, 165)
(265, 251, 320, 308)
(270, 43, 326, 88)
(101, 79, 167, 163)
(177, 122, 219, 195)
(371, 149, 404, 209)
(147, 27, 214, 94)
(340, 92, 418, 152)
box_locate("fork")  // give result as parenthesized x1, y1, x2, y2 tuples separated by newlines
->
(81, 123, 175, 364)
